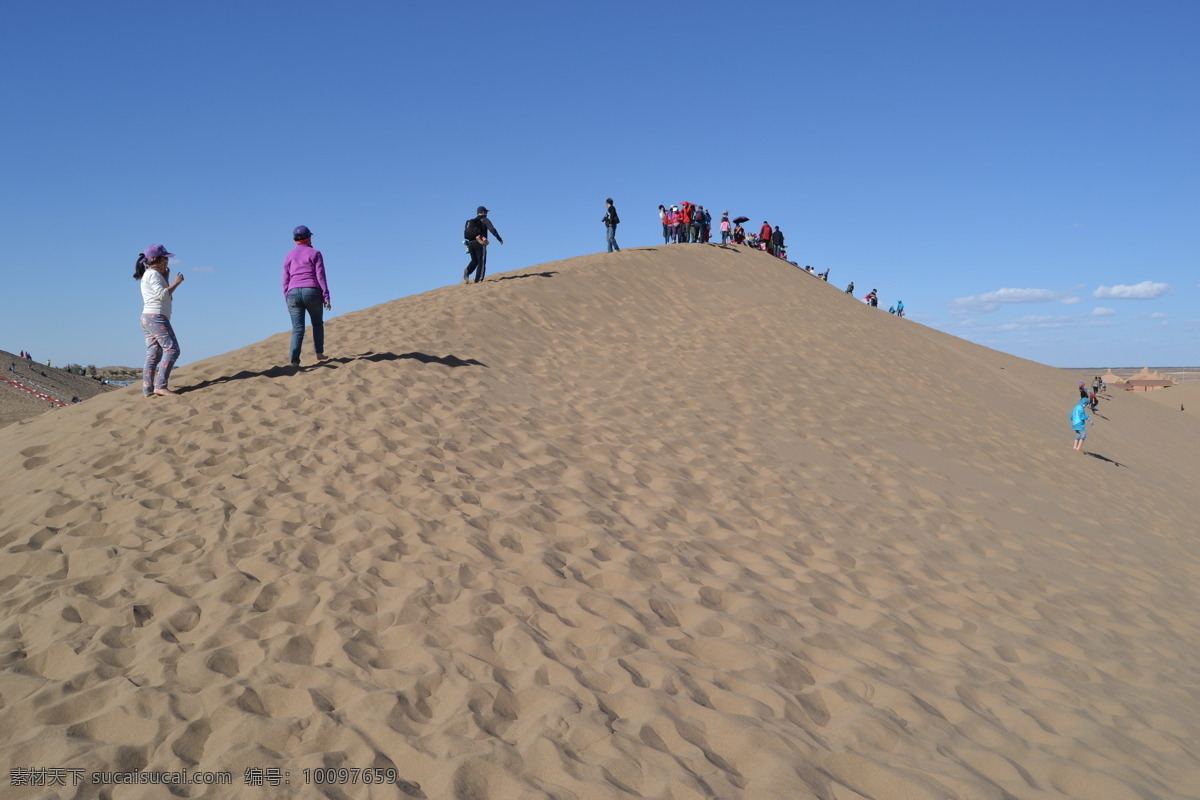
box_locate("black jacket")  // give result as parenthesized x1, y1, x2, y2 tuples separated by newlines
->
(604, 205, 619, 227)
(479, 215, 502, 244)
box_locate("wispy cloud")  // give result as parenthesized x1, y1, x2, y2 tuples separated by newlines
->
(995, 315, 1075, 332)
(1061, 295, 1082, 306)
(1091, 307, 1115, 316)
(189, 266, 216, 273)
(953, 314, 1076, 333)
(1093, 281, 1170, 300)
(949, 288, 1067, 313)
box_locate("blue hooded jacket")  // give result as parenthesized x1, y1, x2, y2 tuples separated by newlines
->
(1070, 400, 1090, 430)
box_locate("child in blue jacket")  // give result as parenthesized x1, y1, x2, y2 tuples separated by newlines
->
(1070, 397, 1092, 451)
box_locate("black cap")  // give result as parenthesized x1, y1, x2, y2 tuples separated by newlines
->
(477, 206, 488, 215)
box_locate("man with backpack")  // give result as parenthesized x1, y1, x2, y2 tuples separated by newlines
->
(463, 206, 503, 284)
(603, 198, 620, 252)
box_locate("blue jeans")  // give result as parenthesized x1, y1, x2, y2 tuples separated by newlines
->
(287, 287, 324, 364)
(606, 226, 619, 252)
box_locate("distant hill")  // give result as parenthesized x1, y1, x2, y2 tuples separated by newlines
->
(0, 349, 122, 428)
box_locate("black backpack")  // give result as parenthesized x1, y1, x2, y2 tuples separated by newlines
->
(464, 217, 485, 240)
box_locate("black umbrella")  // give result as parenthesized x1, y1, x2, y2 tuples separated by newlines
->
(732, 216, 749, 224)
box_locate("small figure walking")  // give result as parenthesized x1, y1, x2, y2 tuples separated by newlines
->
(603, 198, 620, 252)
(1070, 396, 1092, 452)
(463, 206, 503, 284)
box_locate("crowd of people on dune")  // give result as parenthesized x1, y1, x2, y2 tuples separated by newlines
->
(650, 201, 906, 317)
(655, 204, 790, 260)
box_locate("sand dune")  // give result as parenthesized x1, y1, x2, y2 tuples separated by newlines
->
(0, 351, 116, 429)
(1131, 382, 1200, 418)
(1, 244, 1198, 799)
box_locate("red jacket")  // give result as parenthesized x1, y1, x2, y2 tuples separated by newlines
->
(760, 223, 772, 240)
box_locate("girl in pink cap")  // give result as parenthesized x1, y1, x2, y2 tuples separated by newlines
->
(133, 244, 184, 396)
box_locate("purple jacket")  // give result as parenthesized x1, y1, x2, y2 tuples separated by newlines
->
(282, 243, 330, 304)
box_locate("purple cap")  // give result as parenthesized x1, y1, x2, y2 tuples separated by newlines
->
(144, 244, 175, 260)
(293, 225, 313, 239)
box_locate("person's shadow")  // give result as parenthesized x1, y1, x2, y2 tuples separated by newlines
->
(180, 351, 486, 393)
(492, 271, 558, 282)
(1085, 451, 1125, 467)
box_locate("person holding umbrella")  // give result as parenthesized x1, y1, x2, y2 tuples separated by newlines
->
(732, 216, 749, 245)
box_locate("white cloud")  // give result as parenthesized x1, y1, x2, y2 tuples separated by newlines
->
(964, 314, 1078, 333)
(1142, 312, 1168, 320)
(1061, 295, 1082, 305)
(1087, 319, 1114, 328)
(1093, 281, 1171, 300)
(1091, 307, 1115, 316)
(190, 266, 216, 273)
(1007, 315, 1075, 330)
(949, 288, 1067, 313)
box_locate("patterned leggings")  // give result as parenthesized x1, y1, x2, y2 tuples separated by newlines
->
(141, 314, 180, 395)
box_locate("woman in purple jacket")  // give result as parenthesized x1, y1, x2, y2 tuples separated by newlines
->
(281, 225, 331, 367)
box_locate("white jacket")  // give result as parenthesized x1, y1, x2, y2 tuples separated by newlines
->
(141, 270, 173, 318)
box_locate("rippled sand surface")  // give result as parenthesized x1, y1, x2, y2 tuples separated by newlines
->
(2, 245, 1198, 799)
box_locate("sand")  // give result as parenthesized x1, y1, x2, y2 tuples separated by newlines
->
(0, 352, 117, 430)
(1129, 381, 1200, 419)
(1, 244, 1199, 799)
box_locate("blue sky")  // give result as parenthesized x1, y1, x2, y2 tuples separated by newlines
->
(2, 1, 1196, 369)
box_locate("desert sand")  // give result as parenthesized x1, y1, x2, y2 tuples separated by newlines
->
(0, 352, 117, 430)
(1130, 381, 1200, 419)
(1, 245, 1198, 799)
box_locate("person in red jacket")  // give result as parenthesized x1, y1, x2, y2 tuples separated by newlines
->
(759, 221, 773, 253)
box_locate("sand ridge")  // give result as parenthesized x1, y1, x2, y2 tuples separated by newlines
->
(1, 244, 1199, 799)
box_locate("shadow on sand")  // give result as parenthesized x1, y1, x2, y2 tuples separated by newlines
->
(491, 271, 558, 282)
(181, 350, 487, 393)
(1085, 451, 1125, 467)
